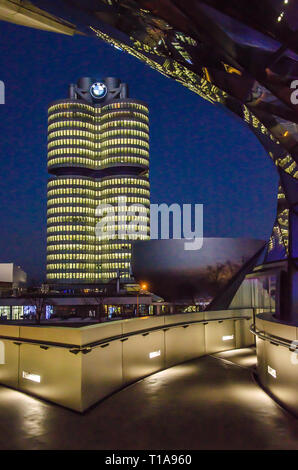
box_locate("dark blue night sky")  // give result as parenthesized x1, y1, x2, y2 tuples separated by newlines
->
(0, 21, 278, 281)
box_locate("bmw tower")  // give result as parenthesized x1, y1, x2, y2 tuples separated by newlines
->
(46, 77, 150, 285)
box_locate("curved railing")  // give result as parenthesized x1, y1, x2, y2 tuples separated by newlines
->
(250, 324, 296, 350)
(252, 313, 298, 417)
(0, 309, 254, 412)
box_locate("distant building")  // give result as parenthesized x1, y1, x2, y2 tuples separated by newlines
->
(46, 77, 150, 285)
(0, 263, 27, 290)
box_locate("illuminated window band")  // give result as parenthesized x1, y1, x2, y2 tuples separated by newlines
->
(47, 244, 99, 252)
(47, 95, 150, 283)
(101, 120, 148, 131)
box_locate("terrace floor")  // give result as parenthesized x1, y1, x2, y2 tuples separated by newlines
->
(1, 348, 298, 450)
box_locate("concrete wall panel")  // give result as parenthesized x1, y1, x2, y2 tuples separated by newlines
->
(122, 330, 164, 385)
(205, 319, 235, 354)
(20, 326, 82, 346)
(122, 316, 164, 335)
(164, 312, 204, 325)
(81, 321, 122, 346)
(19, 344, 82, 411)
(256, 314, 298, 416)
(0, 340, 19, 388)
(165, 323, 205, 368)
(82, 339, 123, 411)
(235, 318, 254, 348)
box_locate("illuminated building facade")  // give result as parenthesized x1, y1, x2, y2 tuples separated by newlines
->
(47, 77, 150, 284)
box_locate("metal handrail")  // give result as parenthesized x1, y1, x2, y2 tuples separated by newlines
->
(250, 324, 297, 351)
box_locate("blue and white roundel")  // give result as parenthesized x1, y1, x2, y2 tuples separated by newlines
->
(90, 82, 107, 99)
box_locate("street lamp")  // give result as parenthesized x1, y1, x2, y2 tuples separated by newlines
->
(136, 282, 148, 316)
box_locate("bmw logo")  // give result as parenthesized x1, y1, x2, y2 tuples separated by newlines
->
(90, 82, 107, 99)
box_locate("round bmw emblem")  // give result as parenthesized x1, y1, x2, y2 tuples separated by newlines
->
(90, 82, 107, 99)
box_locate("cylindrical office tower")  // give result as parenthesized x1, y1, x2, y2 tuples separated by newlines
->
(99, 99, 150, 281)
(46, 177, 100, 283)
(100, 100, 149, 168)
(46, 77, 150, 285)
(47, 101, 96, 172)
(99, 175, 150, 281)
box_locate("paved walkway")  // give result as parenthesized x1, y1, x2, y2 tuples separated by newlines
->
(1, 348, 298, 450)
